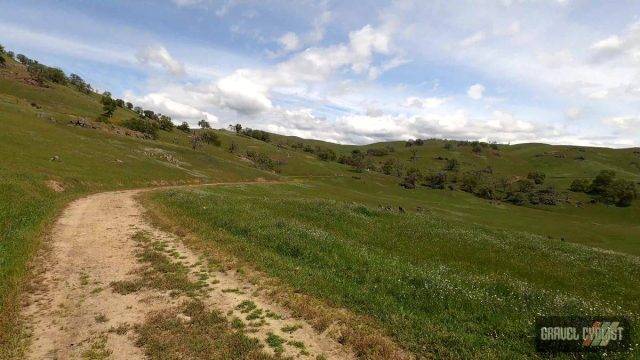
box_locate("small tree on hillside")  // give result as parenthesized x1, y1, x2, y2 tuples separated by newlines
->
(234, 123, 242, 133)
(177, 122, 190, 132)
(198, 119, 211, 129)
(158, 115, 174, 131)
(0, 55, 5, 67)
(100, 92, 117, 121)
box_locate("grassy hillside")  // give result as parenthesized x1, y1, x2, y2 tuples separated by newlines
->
(1, 48, 639, 358)
(143, 183, 640, 358)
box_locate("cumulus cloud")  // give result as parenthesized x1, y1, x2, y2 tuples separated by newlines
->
(213, 70, 273, 115)
(467, 84, 485, 100)
(136, 45, 185, 76)
(258, 104, 550, 145)
(125, 91, 217, 124)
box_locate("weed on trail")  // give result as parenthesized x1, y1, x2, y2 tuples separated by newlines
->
(136, 300, 274, 360)
(109, 231, 204, 297)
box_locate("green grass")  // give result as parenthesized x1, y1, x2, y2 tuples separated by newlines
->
(144, 184, 640, 358)
(136, 300, 273, 359)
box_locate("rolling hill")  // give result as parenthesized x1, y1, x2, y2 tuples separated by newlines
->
(1, 48, 639, 358)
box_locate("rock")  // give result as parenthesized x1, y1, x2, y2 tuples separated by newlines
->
(50, 155, 60, 162)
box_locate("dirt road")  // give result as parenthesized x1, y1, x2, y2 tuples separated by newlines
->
(23, 188, 354, 359)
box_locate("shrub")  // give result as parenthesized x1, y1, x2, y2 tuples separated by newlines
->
(589, 170, 616, 195)
(400, 168, 422, 189)
(242, 128, 270, 142)
(245, 151, 279, 172)
(569, 179, 590, 192)
(366, 148, 389, 157)
(122, 117, 159, 139)
(424, 172, 447, 189)
(199, 130, 221, 146)
(527, 171, 546, 185)
(606, 179, 637, 207)
(316, 147, 337, 161)
(158, 115, 174, 132)
(176, 122, 190, 132)
(444, 158, 460, 171)
(460, 171, 481, 192)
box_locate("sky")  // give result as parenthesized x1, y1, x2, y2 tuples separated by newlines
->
(2, 0, 640, 147)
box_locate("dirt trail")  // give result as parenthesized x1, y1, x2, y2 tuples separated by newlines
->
(23, 188, 354, 359)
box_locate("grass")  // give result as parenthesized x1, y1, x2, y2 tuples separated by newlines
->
(109, 231, 204, 297)
(144, 184, 640, 358)
(136, 300, 274, 359)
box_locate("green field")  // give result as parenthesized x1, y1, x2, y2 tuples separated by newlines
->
(143, 183, 640, 358)
(1, 50, 639, 358)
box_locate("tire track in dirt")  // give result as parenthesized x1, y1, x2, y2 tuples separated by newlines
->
(23, 187, 355, 359)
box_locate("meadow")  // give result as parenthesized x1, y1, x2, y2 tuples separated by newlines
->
(144, 183, 640, 358)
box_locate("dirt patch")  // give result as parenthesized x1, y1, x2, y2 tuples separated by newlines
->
(22, 188, 355, 359)
(44, 180, 64, 193)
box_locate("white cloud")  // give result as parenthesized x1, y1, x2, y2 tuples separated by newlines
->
(565, 107, 582, 120)
(271, 10, 331, 57)
(403, 96, 449, 108)
(125, 91, 217, 124)
(460, 31, 485, 47)
(213, 70, 273, 115)
(603, 115, 640, 130)
(136, 45, 185, 76)
(467, 84, 485, 100)
(278, 32, 300, 52)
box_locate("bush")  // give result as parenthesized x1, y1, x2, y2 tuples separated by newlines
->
(242, 128, 270, 142)
(589, 170, 616, 195)
(400, 168, 422, 189)
(26, 63, 67, 84)
(176, 122, 190, 133)
(569, 179, 590, 192)
(199, 130, 221, 146)
(122, 117, 159, 139)
(424, 172, 447, 189)
(158, 115, 174, 131)
(245, 151, 279, 172)
(527, 171, 546, 185)
(366, 148, 389, 157)
(606, 179, 637, 207)
(316, 147, 337, 161)
(444, 158, 459, 171)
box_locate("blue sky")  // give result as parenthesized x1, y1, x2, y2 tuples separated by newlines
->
(2, 0, 640, 146)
